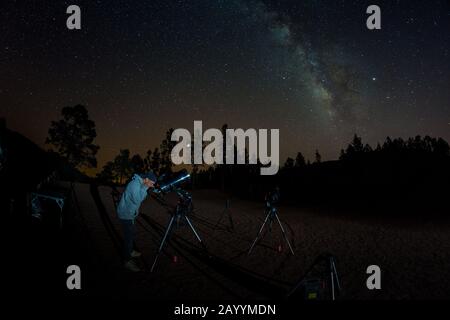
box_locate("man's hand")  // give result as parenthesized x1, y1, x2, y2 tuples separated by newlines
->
(143, 178, 156, 188)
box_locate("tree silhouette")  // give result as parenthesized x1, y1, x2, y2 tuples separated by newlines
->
(143, 149, 152, 172)
(295, 152, 306, 167)
(114, 149, 132, 184)
(46, 105, 99, 169)
(130, 154, 144, 173)
(340, 134, 371, 160)
(97, 161, 116, 184)
(151, 147, 161, 175)
(284, 157, 294, 168)
(314, 149, 322, 163)
(375, 142, 382, 152)
(160, 128, 176, 174)
(433, 137, 450, 157)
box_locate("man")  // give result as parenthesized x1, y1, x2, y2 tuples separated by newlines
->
(117, 171, 157, 272)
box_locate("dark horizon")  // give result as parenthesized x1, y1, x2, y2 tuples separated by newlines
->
(3, 113, 450, 178)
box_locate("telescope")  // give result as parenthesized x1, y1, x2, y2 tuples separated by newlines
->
(149, 169, 206, 272)
(249, 186, 294, 256)
(152, 169, 191, 195)
(265, 186, 280, 207)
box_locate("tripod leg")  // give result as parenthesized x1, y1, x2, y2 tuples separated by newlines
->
(69, 183, 81, 216)
(213, 208, 227, 230)
(184, 215, 209, 252)
(214, 200, 233, 231)
(150, 215, 176, 272)
(248, 211, 271, 255)
(330, 267, 335, 300)
(331, 258, 341, 292)
(287, 279, 305, 298)
(274, 212, 295, 255)
(227, 209, 234, 231)
(184, 216, 203, 243)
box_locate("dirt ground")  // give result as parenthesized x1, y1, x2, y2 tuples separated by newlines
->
(72, 183, 450, 300)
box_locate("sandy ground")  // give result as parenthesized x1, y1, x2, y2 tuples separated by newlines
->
(72, 183, 450, 300)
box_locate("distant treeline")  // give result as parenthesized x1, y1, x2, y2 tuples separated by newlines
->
(96, 130, 450, 212)
(194, 134, 450, 213)
(279, 135, 450, 212)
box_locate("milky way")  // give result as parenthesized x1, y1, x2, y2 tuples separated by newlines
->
(1, 0, 449, 170)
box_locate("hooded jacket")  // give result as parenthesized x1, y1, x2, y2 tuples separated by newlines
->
(117, 174, 149, 220)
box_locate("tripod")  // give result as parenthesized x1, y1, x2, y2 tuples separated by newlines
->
(213, 199, 234, 231)
(287, 254, 341, 300)
(150, 189, 205, 272)
(328, 255, 341, 300)
(248, 203, 294, 255)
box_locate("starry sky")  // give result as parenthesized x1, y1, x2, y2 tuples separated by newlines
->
(1, 0, 450, 171)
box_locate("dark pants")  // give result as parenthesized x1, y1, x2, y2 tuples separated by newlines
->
(120, 219, 135, 261)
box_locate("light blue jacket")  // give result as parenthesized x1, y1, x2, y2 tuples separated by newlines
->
(117, 174, 149, 220)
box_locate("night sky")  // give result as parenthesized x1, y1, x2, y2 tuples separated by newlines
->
(2, 0, 450, 171)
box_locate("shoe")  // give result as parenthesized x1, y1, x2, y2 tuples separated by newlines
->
(131, 250, 142, 258)
(124, 260, 141, 272)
